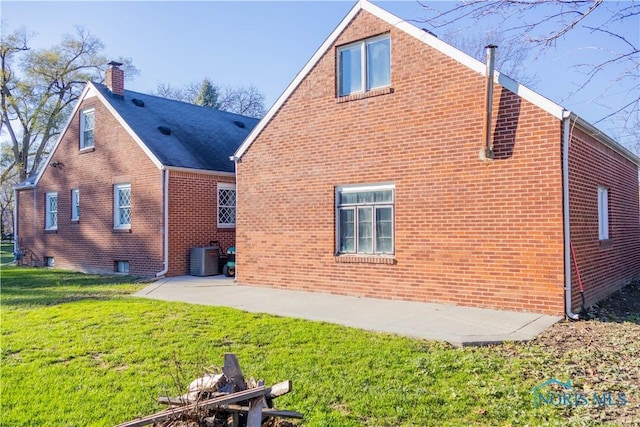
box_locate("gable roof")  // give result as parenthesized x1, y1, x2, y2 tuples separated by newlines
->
(32, 80, 258, 187)
(234, 0, 639, 166)
(92, 82, 259, 172)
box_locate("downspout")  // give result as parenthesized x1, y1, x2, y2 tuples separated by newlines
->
(155, 168, 169, 277)
(480, 45, 497, 160)
(562, 111, 580, 320)
(13, 188, 18, 258)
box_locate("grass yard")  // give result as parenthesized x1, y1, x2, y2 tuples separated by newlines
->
(1, 242, 14, 264)
(1, 267, 638, 426)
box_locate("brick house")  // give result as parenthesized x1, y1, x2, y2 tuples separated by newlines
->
(232, 1, 640, 316)
(15, 63, 257, 277)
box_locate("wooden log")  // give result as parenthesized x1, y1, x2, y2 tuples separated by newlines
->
(222, 353, 247, 392)
(115, 386, 266, 427)
(214, 404, 303, 419)
(246, 396, 264, 427)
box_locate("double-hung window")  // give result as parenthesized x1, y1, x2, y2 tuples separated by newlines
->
(71, 189, 80, 221)
(45, 192, 58, 230)
(338, 35, 391, 96)
(114, 183, 131, 229)
(217, 183, 236, 228)
(336, 184, 394, 255)
(80, 108, 95, 149)
(598, 187, 609, 240)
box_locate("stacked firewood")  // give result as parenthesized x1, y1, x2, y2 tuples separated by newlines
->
(116, 353, 301, 427)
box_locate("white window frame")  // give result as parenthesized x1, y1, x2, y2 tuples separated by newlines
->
(115, 260, 129, 274)
(217, 183, 236, 228)
(336, 184, 395, 255)
(337, 34, 391, 97)
(114, 183, 131, 229)
(598, 186, 609, 240)
(71, 189, 80, 221)
(45, 192, 58, 230)
(80, 108, 95, 150)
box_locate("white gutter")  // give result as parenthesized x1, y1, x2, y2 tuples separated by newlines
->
(155, 168, 169, 277)
(562, 111, 580, 320)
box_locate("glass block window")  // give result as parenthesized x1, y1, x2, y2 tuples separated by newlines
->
(217, 183, 236, 228)
(336, 184, 394, 255)
(45, 192, 58, 230)
(114, 183, 131, 229)
(80, 109, 95, 149)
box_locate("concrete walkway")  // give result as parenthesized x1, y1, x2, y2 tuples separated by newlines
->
(135, 275, 562, 347)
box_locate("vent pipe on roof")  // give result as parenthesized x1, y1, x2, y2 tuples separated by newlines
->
(106, 61, 124, 98)
(480, 45, 497, 161)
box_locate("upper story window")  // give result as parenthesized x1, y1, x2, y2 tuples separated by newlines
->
(337, 35, 391, 97)
(336, 184, 394, 255)
(598, 186, 609, 240)
(114, 183, 131, 229)
(45, 192, 58, 230)
(71, 189, 80, 221)
(80, 108, 95, 150)
(217, 183, 236, 228)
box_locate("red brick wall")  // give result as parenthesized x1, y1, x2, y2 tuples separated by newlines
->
(237, 10, 566, 314)
(167, 171, 235, 276)
(568, 126, 640, 309)
(16, 92, 164, 277)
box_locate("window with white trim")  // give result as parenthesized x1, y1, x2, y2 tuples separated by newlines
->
(598, 186, 609, 240)
(45, 192, 58, 230)
(71, 189, 80, 221)
(115, 260, 129, 274)
(114, 184, 131, 229)
(80, 108, 95, 149)
(217, 183, 236, 228)
(336, 184, 394, 255)
(338, 35, 391, 97)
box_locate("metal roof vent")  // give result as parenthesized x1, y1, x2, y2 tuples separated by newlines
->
(157, 126, 172, 136)
(233, 120, 246, 129)
(132, 98, 145, 107)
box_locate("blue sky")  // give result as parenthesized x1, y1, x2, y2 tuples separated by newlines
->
(2, 1, 638, 148)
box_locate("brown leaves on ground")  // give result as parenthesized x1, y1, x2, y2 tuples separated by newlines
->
(503, 280, 640, 425)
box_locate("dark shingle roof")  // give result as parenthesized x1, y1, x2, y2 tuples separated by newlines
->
(94, 82, 259, 173)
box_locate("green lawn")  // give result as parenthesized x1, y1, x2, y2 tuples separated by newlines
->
(0, 267, 608, 426)
(1, 242, 14, 264)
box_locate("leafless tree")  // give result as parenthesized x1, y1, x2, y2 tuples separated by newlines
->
(419, 0, 639, 150)
(1, 27, 138, 182)
(155, 81, 266, 119)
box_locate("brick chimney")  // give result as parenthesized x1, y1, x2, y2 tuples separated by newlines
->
(105, 61, 124, 97)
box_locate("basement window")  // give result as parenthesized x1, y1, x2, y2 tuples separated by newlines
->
(44, 256, 55, 267)
(115, 261, 129, 274)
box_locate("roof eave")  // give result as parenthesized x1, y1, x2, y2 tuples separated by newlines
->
(568, 112, 640, 166)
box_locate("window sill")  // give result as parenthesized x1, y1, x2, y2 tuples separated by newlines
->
(335, 255, 396, 265)
(217, 225, 236, 230)
(71, 219, 80, 223)
(44, 229, 58, 234)
(79, 147, 95, 154)
(599, 239, 613, 248)
(337, 87, 394, 103)
(113, 228, 132, 233)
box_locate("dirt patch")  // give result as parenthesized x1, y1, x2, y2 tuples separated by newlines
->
(507, 279, 640, 425)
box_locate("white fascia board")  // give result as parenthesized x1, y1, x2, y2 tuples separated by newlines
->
(163, 165, 235, 177)
(361, 0, 565, 119)
(234, 1, 363, 160)
(92, 82, 164, 170)
(31, 82, 94, 187)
